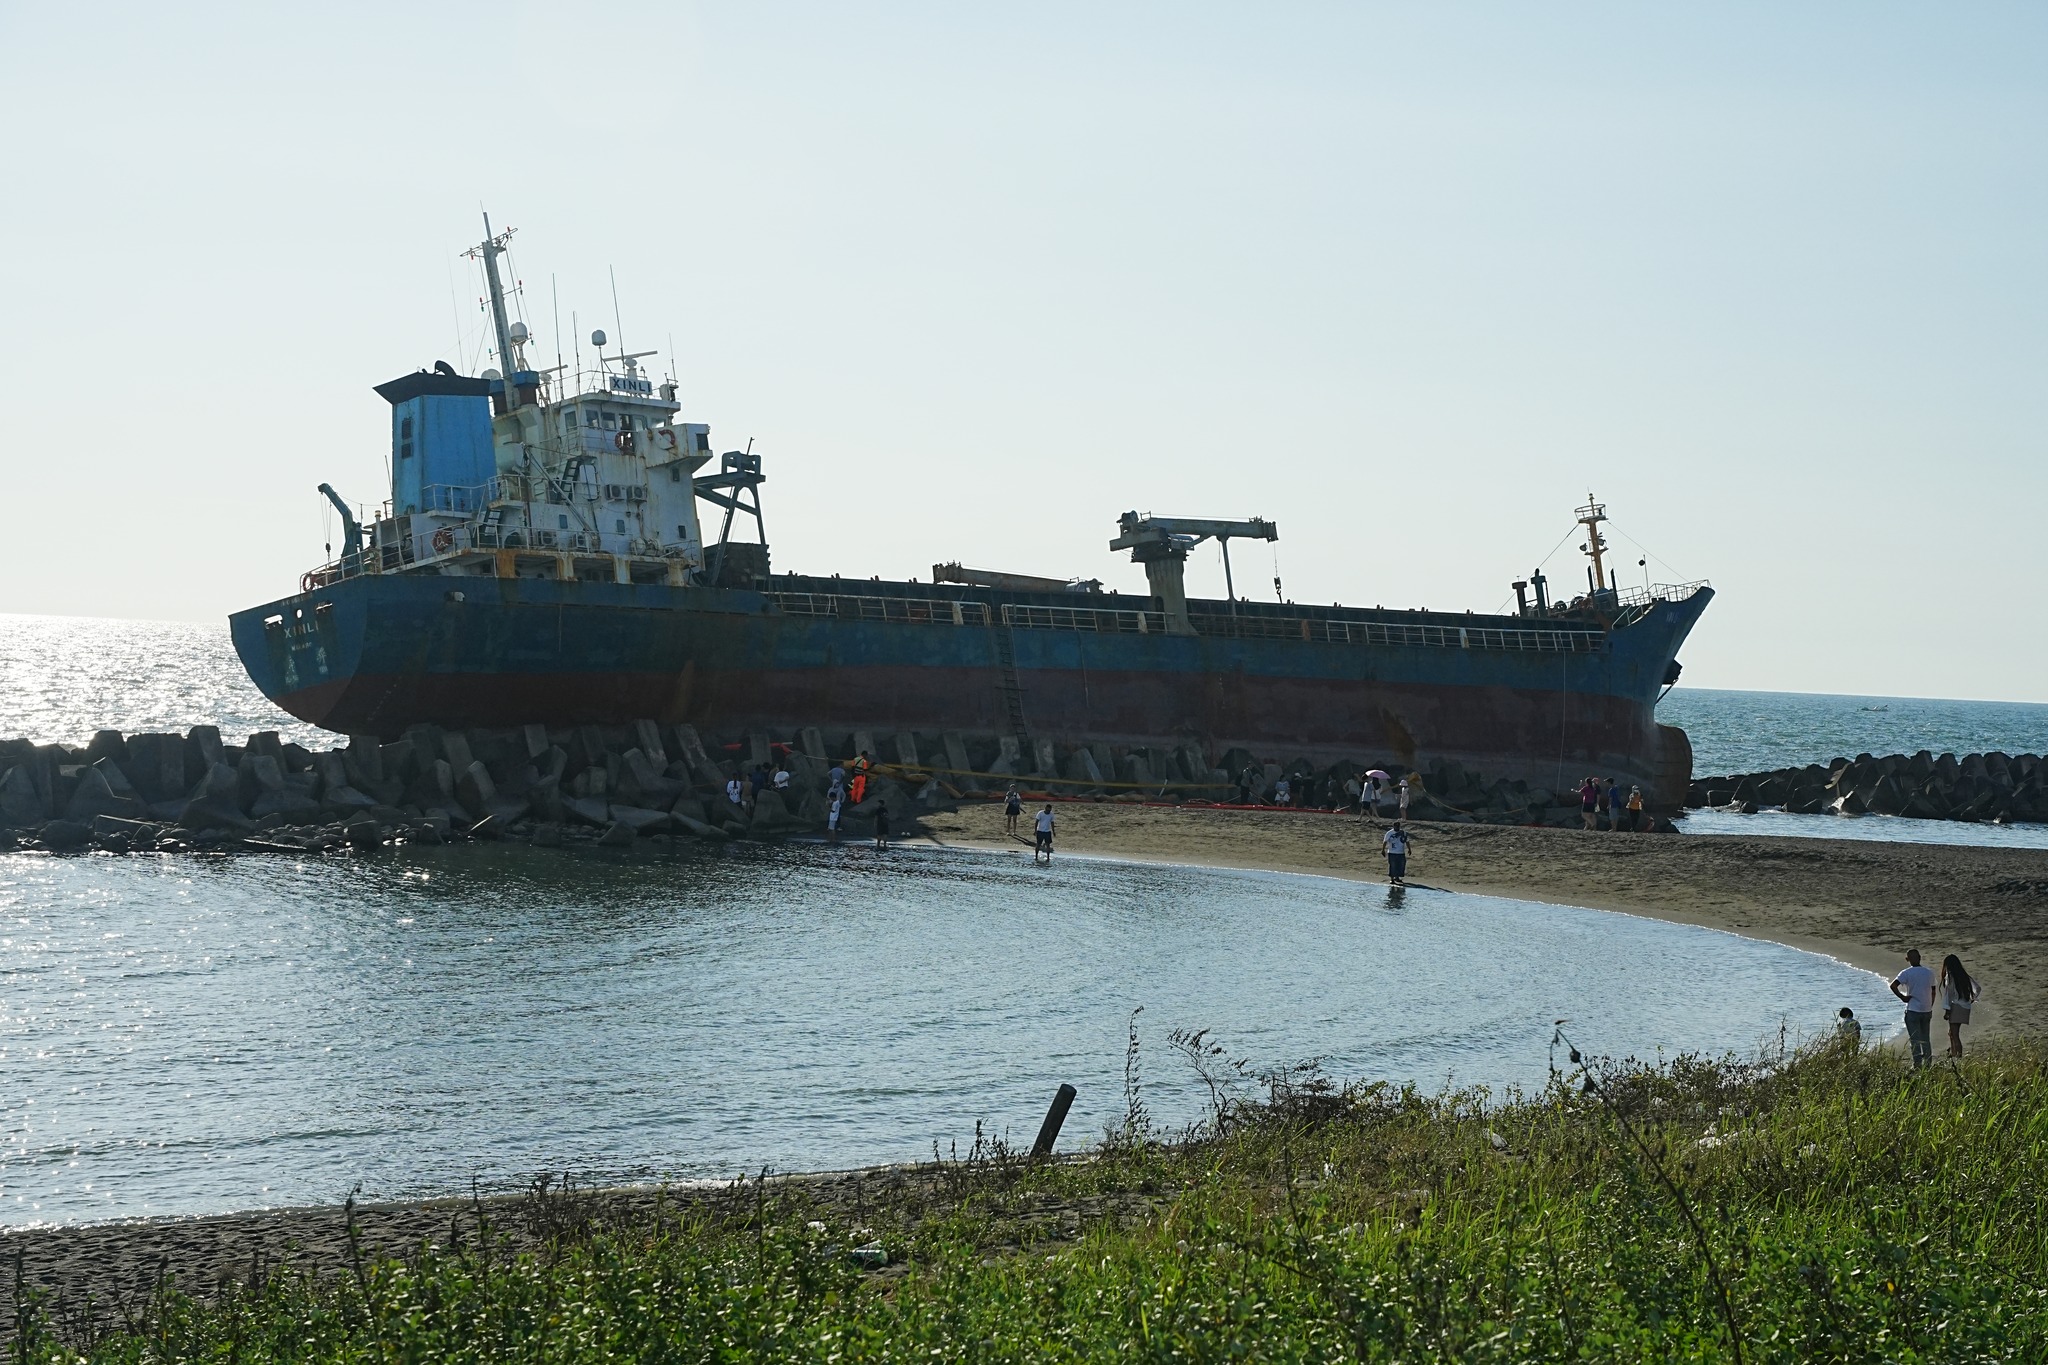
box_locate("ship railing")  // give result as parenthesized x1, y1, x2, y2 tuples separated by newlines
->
(1002, 603, 1166, 634)
(419, 480, 511, 514)
(1190, 612, 1605, 652)
(768, 593, 994, 627)
(1612, 580, 1710, 609)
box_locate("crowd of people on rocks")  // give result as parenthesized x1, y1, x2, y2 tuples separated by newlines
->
(716, 749, 902, 847)
(1232, 765, 1417, 816)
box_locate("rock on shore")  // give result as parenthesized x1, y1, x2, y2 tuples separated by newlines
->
(0, 722, 1664, 856)
(1689, 750, 2048, 824)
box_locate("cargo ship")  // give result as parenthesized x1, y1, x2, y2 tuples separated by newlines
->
(231, 221, 1712, 802)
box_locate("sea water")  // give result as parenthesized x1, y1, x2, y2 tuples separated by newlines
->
(0, 841, 1893, 1226)
(1659, 687, 2048, 776)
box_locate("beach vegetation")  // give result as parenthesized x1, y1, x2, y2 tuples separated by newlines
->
(16, 1036, 2048, 1362)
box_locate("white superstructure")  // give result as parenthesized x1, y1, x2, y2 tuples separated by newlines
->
(313, 218, 737, 592)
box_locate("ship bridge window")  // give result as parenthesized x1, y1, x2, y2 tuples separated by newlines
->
(558, 514, 569, 529)
(586, 409, 601, 428)
(602, 411, 617, 430)
(692, 431, 710, 453)
(398, 415, 413, 460)
(561, 409, 577, 432)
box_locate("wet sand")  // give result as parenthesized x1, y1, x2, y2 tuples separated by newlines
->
(921, 802, 2048, 1039)
(10, 805, 2045, 1321)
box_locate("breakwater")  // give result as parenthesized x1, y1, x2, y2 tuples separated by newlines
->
(1690, 750, 2048, 825)
(0, 720, 1677, 855)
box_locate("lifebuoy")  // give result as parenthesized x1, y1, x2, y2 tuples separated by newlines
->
(615, 428, 634, 453)
(432, 527, 455, 554)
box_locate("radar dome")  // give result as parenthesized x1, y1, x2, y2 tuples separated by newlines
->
(481, 367, 502, 381)
(590, 329, 607, 348)
(508, 321, 529, 345)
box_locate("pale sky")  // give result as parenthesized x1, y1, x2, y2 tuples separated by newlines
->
(2, 3, 2042, 700)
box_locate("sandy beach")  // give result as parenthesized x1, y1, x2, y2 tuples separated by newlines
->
(8, 808, 2045, 1318)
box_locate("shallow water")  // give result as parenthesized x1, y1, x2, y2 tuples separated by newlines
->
(1676, 806, 2048, 851)
(0, 841, 1894, 1226)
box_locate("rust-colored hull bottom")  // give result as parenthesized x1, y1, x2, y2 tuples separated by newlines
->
(273, 663, 1689, 801)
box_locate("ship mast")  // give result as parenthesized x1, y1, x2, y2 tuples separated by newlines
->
(1575, 493, 1611, 593)
(467, 214, 525, 408)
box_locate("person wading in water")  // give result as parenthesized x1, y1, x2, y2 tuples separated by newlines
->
(1033, 804, 1056, 863)
(1381, 822, 1411, 885)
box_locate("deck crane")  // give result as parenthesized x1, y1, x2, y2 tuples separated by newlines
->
(1109, 512, 1278, 636)
(316, 483, 364, 561)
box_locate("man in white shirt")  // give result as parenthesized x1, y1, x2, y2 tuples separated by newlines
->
(1890, 948, 1937, 1069)
(1381, 822, 1410, 885)
(1033, 805, 1056, 862)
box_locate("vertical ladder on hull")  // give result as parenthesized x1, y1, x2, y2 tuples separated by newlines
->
(990, 615, 1030, 746)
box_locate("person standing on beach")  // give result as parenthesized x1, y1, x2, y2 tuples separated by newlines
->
(1940, 954, 1981, 1058)
(725, 773, 746, 813)
(1398, 776, 1411, 820)
(1579, 777, 1598, 830)
(849, 751, 872, 805)
(827, 790, 844, 841)
(1004, 785, 1024, 835)
(873, 800, 891, 850)
(1033, 804, 1056, 862)
(1625, 785, 1644, 832)
(1381, 822, 1410, 885)
(1891, 949, 1937, 1069)
(828, 760, 846, 802)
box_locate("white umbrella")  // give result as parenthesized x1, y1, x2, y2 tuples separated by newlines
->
(1365, 768, 1392, 780)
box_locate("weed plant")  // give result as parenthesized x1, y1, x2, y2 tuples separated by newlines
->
(14, 1035, 2048, 1362)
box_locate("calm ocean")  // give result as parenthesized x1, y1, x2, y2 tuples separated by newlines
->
(1658, 687, 2048, 776)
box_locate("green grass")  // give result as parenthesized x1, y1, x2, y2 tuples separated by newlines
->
(23, 1036, 2048, 1362)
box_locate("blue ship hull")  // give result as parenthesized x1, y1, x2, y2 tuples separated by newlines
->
(230, 572, 1710, 800)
